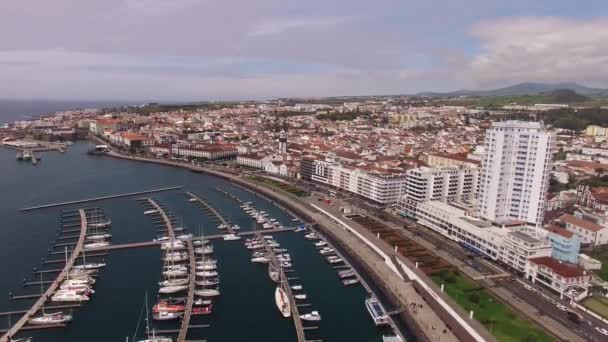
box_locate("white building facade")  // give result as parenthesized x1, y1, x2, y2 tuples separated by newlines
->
(478, 121, 555, 227)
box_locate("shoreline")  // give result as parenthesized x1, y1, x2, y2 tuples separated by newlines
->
(94, 145, 420, 341)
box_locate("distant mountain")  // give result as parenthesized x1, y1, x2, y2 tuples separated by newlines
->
(417, 82, 608, 97)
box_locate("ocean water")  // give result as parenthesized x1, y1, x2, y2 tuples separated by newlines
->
(0, 100, 136, 122)
(0, 142, 397, 341)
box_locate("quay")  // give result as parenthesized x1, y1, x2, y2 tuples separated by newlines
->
(0, 209, 88, 342)
(258, 234, 306, 342)
(145, 198, 176, 241)
(21, 186, 183, 211)
(185, 192, 234, 234)
(177, 240, 196, 342)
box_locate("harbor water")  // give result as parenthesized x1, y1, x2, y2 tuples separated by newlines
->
(0, 142, 400, 341)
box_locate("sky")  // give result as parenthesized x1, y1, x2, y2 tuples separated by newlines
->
(1, 0, 608, 101)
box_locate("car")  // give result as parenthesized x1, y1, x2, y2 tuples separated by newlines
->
(583, 320, 593, 327)
(556, 304, 568, 311)
(524, 284, 533, 291)
(595, 327, 608, 335)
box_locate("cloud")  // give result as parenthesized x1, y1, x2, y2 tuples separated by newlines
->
(248, 16, 353, 37)
(469, 17, 608, 86)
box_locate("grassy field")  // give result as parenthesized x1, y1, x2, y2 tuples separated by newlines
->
(247, 175, 310, 197)
(581, 296, 608, 319)
(431, 270, 553, 342)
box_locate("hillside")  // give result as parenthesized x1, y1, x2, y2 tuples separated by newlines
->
(418, 82, 608, 97)
(476, 89, 591, 107)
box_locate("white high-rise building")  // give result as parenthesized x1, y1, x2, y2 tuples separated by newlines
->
(478, 121, 555, 227)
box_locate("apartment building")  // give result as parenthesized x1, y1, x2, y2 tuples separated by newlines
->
(404, 200, 552, 273)
(300, 158, 406, 205)
(544, 225, 581, 264)
(402, 166, 478, 203)
(558, 213, 608, 246)
(171, 144, 237, 160)
(477, 121, 555, 227)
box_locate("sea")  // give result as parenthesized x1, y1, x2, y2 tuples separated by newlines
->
(0, 142, 407, 341)
(0, 100, 137, 123)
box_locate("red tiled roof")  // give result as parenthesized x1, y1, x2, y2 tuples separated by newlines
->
(544, 225, 574, 238)
(559, 214, 604, 233)
(528, 256, 586, 278)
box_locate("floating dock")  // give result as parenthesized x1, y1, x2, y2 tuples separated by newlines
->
(0, 209, 88, 342)
(146, 198, 176, 241)
(185, 192, 235, 234)
(21, 186, 183, 211)
(178, 240, 196, 342)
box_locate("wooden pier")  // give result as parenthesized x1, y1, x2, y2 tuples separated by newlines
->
(146, 198, 175, 241)
(20, 186, 183, 211)
(0, 209, 88, 342)
(185, 192, 234, 234)
(177, 240, 196, 342)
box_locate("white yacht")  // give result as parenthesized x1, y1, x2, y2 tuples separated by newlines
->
(51, 291, 89, 302)
(195, 289, 220, 297)
(158, 285, 188, 294)
(223, 234, 241, 241)
(29, 312, 73, 325)
(300, 311, 322, 322)
(275, 286, 291, 318)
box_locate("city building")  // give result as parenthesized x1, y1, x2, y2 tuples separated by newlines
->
(171, 144, 237, 160)
(404, 201, 552, 273)
(477, 121, 555, 227)
(402, 166, 478, 203)
(585, 125, 608, 137)
(237, 153, 268, 169)
(544, 225, 581, 263)
(301, 158, 407, 205)
(558, 213, 608, 246)
(526, 256, 591, 299)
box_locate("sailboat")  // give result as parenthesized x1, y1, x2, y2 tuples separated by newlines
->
(194, 230, 220, 298)
(274, 265, 291, 318)
(29, 272, 73, 325)
(137, 293, 172, 342)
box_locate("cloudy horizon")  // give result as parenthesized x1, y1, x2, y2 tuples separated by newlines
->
(1, 0, 608, 101)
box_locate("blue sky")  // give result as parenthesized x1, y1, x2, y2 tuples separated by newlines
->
(1, 0, 607, 101)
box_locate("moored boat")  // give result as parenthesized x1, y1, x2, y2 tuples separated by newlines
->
(275, 286, 291, 318)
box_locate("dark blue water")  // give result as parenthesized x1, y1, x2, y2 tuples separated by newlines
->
(0, 142, 386, 341)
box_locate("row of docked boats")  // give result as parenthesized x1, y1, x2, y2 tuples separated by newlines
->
(309, 232, 360, 286)
(154, 236, 218, 322)
(240, 203, 286, 230)
(28, 213, 112, 327)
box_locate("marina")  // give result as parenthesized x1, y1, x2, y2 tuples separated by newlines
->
(0, 142, 397, 342)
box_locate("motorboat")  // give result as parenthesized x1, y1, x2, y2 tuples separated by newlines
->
(153, 311, 183, 321)
(192, 305, 213, 315)
(195, 264, 217, 271)
(343, 278, 360, 286)
(86, 233, 111, 241)
(196, 271, 218, 277)
(159, 278, 189, 287)
(281, 261, 292, 268)
(84, 241, 110, 250)
(291, 285, 303, 291)
(158, 285, 188, 294)
(88, 220, 112, 229)
(300, 311, 322, 322)
(51, 291, 89, 302)
(176, 234, 193, 241)
(194, 247, 214, 255)
(338, 269, 355, 278)
(365, 298, 389, 326)
(268, 263, 280, 283)
(223, 234, 241, 241)
(153, 302, 185, 313)
(28, 312, 73, 325)
(144, 210, 158, 215)
(161, 241, 185, 250)
(196, 279, 219, 286)
(163, 269, 188, 277)
(194, 299, 212, 306)
(195, 289, 220, 297)
(251, 257, 270, 263)
(294, 294, 307, 300)
(275, 286, 291, 318)
(164, 254, 188, 262)
(314, 241, 327, 247)
(304, 233, 319, 240)
(73, 262, 106, 270)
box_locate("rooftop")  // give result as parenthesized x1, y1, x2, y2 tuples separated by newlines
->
(544, 225, 575, 239)
(559, 214, 604, 233)
(528, 256, 586, 278)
